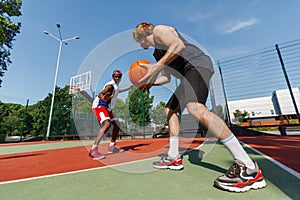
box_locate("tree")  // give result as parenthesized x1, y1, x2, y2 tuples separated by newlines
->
(45, 86, 73, 135)
(0, 0, 22, 86)
(114, 98, 132, 132)
(0, 86, 76, 139)
(215, 104, 225, 119)
(28, 86, 73, 136)
(233, 109, 248, 124)
(151, 101, 166, 125)
(0, 101, 24, 136)
(128, 88, 153, 127)
(28, 101, 46, 136)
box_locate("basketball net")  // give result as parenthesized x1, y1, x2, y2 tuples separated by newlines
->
(69, 86, 81, 94)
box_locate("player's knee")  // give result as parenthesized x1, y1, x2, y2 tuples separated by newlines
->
(165, 107, 176, 118)
(164, 107, 170, 115)
(115, 126, 120, 132)
(187, 102, 207, 122)
(102, 120, 111, 129)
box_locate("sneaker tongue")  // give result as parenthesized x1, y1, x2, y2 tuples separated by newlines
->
(246, 165, 257, 174)
(226, 163, 241, 177)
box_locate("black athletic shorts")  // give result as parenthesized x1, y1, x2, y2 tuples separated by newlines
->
(166, 67, 213, 114)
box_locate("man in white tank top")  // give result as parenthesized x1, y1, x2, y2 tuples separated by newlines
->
(90, 70, 132, 159)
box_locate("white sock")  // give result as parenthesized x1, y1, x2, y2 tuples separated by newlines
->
(92, 145, 98, 150)
(168, 136, 179, 158)
(221, 133, 255, 169)
(109, 142, 116, 147)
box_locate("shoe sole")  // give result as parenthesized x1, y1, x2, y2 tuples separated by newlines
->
(214, 179, 267, 192)
(107, 149, 125, 154)
(88, 154, 105, 160)
(153, 164, 184, 171)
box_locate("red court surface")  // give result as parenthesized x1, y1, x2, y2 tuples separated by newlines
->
(238, 135, 300, 173)
(0, 138, 203, 182)
(0, 136, 299, 183)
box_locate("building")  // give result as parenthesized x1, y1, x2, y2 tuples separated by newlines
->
(273, 88, 300, 115)
(228, 88, 300, 125)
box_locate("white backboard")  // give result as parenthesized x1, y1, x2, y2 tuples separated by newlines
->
(69, 71, 91, 94)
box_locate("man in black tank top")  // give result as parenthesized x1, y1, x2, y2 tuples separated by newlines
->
(133, 22, 266, 192)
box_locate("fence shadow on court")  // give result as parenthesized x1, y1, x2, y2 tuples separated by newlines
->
(183, 149, 227, 174)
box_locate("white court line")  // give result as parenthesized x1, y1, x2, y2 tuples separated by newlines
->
(0, 156, 157, 185)
(241, 142, 300, 180)
(192, 139, 300, 179)
(2, 140, 298, 185)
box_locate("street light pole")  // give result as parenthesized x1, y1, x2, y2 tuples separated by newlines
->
(44, 23, 79, 140)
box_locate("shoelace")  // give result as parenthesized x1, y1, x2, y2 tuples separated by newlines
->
(226, 163, 242, 178)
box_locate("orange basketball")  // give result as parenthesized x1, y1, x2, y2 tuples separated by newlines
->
(128, 59, 152, 88)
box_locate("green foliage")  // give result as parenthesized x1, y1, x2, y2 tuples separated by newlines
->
(215, 104, 225, 119)
(128, 88, 153, 127)
(233, 109, 248, 123)
(50, 86, 73, 135)
(114, 98, 131, 131)
(151, 101, 166, 124)
(0, 0, 22, 86)
(0, 101, 23, 135)
(0, 86, 73, 137)
(72, 91, 94, 122)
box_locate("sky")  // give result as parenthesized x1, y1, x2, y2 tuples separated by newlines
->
(1, 0, 300, 105)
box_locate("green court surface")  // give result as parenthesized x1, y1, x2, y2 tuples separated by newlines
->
(0, 142, 299, 200)
(0, 141, 85, 155)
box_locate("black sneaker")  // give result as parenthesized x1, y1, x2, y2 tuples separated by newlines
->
(152, 154, 184, 170)
(214, 160, 266, 192)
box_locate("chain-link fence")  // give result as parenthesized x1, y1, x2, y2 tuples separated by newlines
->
(217, 39, 300, 135)
(1, 39, 300, 142)
(0, 86, 77, 142)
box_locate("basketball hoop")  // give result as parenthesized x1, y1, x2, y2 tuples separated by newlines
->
(69, 86, 81, 94)
(69, 71, 91, 94)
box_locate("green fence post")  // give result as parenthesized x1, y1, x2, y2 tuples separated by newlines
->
(44, 104, 50, 140)
(72, 97, 76, 136)
(56, 100, 61, 136)
(141, 89, 145, 138)
(20, 99, 29, 141)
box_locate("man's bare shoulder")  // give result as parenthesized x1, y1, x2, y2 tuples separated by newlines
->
(153, 25, 180, 45)
(154, 25, 174, 32)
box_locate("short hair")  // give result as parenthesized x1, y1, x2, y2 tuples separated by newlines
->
(133, 22, 154, 42)
(112, 70, 122, 76)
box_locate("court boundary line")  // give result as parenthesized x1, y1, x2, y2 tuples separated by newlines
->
(193, 139, 300, 179)
(241, 142, 300, 179)
(0, 156, 158, 185)
(1, 139, 298, 186)
(0, 138, 204, 185)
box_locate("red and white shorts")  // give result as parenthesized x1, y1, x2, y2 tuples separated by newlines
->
(92, 106, 115, 124)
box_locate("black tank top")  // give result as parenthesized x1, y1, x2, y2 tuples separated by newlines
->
(153, 31, 214, 78)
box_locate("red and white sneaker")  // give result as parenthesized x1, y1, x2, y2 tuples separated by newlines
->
(89, 147, 105, 160)
(214, 160, 266, 192)
(152, 154, 183, 170)
(107, 144, 125, 154)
